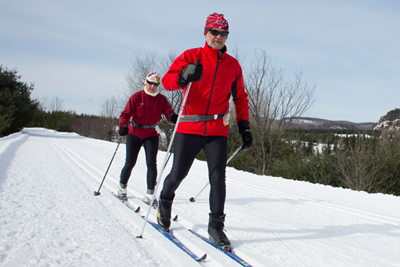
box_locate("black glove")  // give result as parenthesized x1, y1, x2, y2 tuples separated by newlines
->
(118, 126, 129, 136)
(169, 113, 178, 124)
(178, 61, 203, 87)
(238, 120, 253, 151)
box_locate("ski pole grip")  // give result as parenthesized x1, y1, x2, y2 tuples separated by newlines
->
(195, 59, 200, 65)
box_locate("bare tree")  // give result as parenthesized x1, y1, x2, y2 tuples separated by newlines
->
(375, 130, 400, 193)
(336, 136, 383, 192)
(37, 96, 63, 112)
(37, 97, 49, 112)
(49, 96, 64, 112)
(101, 96, 119, 119)
(99, 96, 119, 141)
(125, 50, 158, 95)
(158, 50, 182, 112)
(245, 50, 315, 175)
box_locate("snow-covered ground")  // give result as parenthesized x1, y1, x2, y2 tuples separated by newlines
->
(1, 128, 400, 267)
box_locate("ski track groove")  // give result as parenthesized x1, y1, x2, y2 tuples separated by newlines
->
(47, 138, 252, 266)
(44, 136, 400, 267)
(47, 137, 207, 266)
(5, 134, 161, 266)
(47, 139, 143, 240)
(132, 155, 372, 266)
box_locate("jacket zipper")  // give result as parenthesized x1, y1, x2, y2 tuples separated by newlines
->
(203, 53, 221, 135)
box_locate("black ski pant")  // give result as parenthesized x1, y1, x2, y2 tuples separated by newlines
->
(160, 133, 228, 216)
(120, 134, 159, 191)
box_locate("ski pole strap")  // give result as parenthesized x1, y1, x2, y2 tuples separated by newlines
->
(130, 122, 158, 129)
(179, 114, 225, 123)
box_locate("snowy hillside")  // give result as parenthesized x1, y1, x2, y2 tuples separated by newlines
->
(374, 119, 400, 131)
(287, 117, 376, 130)
(1, 128, 400, 267)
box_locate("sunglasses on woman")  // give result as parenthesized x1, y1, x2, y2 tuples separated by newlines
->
(208, 29, 229, 37)
(147, 81, 160, 86)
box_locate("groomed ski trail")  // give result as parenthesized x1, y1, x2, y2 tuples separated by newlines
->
(37, 130, 264, 266)
(3, 128, 400, 267)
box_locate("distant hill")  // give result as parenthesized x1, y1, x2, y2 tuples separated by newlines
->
(285, 117, 376, 130)
(378, 108, 400, 123)
(374, 108, 400, 131)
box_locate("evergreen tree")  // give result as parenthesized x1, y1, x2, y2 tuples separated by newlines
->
(0, 65, 39, 136)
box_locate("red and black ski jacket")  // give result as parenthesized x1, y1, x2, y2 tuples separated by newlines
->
(162, 42, 249, 137)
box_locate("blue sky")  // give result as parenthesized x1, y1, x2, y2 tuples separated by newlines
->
(1, 0, 399, 122)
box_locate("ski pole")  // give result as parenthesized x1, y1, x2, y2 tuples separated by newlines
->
(189, 143, 243, 202)
(94, 140, 121, 196)
(137, 59, 200, 238)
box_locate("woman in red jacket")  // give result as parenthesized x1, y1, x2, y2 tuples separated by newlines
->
(118, 72, 176, 205)
(157, 13, 253, 251)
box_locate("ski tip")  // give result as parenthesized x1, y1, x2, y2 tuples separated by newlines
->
(172, 215, 178, 221)
(197, 253, 207, 261)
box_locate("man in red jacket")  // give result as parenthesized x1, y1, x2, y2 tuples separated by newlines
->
(158, 13, 253, 251)
(118, 72, 176, 205)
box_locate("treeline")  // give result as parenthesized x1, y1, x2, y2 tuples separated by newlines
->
(3, 59, 399, 198)
(29, 111, 119, 141)
(25, 108, 400, 197)
(0, 65, 119, 141)
(25, 110, 399, 197)
(26, 111, 400, 196)
(227, 127, 400, 197)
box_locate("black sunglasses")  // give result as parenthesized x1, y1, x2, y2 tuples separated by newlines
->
(147, 81, 160, 86)
(208, 29, 229, 37)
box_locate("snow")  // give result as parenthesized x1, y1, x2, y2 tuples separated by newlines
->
(374, 119, 400, 131)
(291, 119, 315, 124)
(1, 128, 400, 267)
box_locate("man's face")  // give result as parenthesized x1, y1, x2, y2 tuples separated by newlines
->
(205, 28, 228, 50)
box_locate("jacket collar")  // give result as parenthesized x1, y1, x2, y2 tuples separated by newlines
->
(143, 86, 159, 97)
(203, 42, 227, 59)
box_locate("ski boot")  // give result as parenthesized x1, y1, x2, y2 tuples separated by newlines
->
(208, 213, 231, 252)
(117, 183, 127, 201)
(142, 189, 158, 208)
(157, 197, 173, 231)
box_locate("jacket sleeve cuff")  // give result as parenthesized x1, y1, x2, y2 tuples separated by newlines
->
(178, 72, 188, 87)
